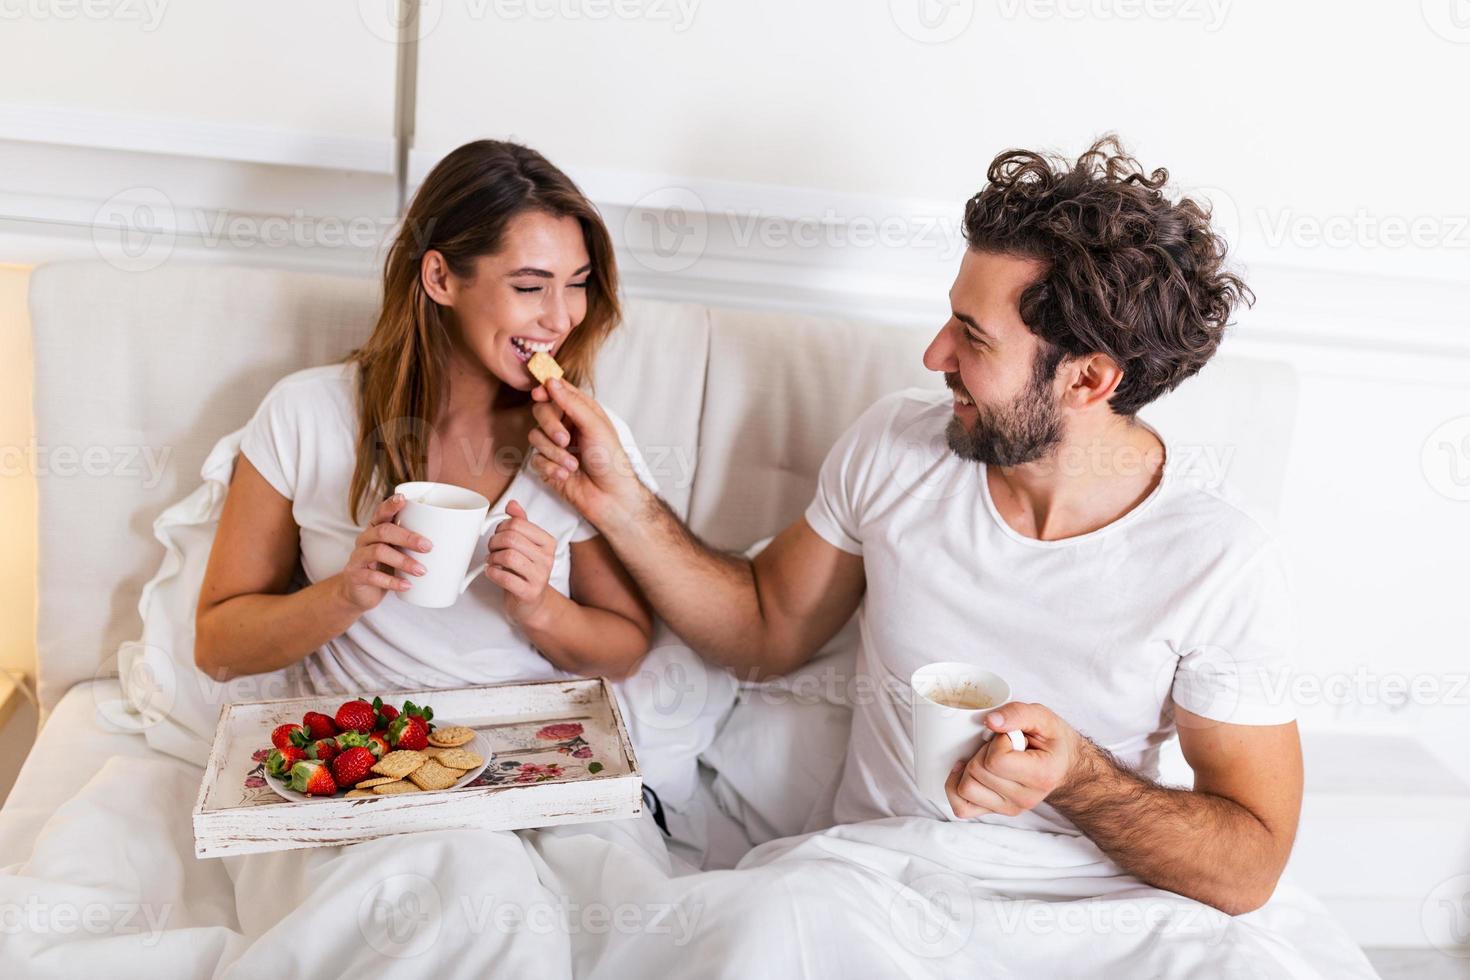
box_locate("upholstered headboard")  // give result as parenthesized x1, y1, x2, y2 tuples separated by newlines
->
(27, 259, 1296, 715)
(26, 261, 710, 714)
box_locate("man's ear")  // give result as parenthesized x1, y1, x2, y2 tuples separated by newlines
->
(421, 250, 455, 305)
(1063, 353, 1124, 411)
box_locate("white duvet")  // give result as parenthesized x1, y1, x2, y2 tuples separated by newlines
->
(0, 750, 1376, 978)
(0, 433, 1379, 978)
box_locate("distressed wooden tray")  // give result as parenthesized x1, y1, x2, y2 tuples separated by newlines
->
(192, 677, 641, 858)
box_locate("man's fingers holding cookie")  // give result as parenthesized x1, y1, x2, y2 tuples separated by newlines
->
(529, 426, 578, 471)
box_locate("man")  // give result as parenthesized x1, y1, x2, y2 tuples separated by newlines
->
(529, 137, 1300, 919)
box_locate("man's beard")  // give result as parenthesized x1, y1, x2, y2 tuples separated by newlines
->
(944, 348, 1065, 466)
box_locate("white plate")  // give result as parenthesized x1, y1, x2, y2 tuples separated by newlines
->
(264, 731, 494, 802)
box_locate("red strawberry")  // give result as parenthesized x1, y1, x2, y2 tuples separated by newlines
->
(335, 699, 377, 734)
(271, 724, 304, 749)
(307, 737, 340, 763)
(302, 711, 339, 739)
(289, 759, 337, 796)
(372, 696, 399, 729)
(388, 714, 429, 751)
(331, 746, 377, 788)
(387, 699, 435, 751)
(265, 745, 306, 778)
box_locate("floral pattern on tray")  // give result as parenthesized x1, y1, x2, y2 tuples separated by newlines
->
(239, 720, 606, 803)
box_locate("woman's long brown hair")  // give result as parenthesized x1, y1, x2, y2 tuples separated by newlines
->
(344, 140, 621, 524)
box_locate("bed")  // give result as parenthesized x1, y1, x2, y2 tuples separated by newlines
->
(0, 260, 1382, 977)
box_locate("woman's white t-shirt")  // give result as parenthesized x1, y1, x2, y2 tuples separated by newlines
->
(239, 361, 655, 696)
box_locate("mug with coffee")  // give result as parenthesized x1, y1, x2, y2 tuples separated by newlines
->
(391, 481, 509, 609)
(910, 661, 1026, 812)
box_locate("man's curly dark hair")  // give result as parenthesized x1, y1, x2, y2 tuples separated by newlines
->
(962, 135, 1253, 416)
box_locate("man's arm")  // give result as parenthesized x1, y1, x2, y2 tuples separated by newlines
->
(945, 703, 1302, 915)
(527, 378, 866, 678)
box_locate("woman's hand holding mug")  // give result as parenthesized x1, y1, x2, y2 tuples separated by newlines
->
(484, 500, 557, 628)
(335, 493, 432, 612)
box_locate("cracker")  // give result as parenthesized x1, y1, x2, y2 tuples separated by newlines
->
(344, 789, 378, 798)
(407, 758, 460, 791)
(372, 780, 421, 795)
(354, 776, 399, 788)
(527, 351, 564, 385)
(372, 750, 427, 778)
(427, 726, 475, 748)
(433, 748, 483, 771)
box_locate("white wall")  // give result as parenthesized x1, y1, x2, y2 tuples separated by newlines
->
(413, 0, 1470, 282)
(0, 1, 398, 170)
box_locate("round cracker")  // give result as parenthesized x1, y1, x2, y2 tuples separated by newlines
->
(372, 780, 421, 795)
(354, 776, 399, 788)
(428, 726, 475, 747)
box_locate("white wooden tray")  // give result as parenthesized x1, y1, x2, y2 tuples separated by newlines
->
(192, 677, 642, 858)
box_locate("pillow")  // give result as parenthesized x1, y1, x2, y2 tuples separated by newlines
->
(613, 628, 739, 811)
(698, 538, 859, 842)
(116, 429, 303, 767)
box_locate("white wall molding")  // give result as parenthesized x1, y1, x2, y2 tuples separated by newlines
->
(408, 145, 1470, 368)
(0, 104, 396, 175)
(0, 188, 390, 277)
(7, 139, 1470, 371)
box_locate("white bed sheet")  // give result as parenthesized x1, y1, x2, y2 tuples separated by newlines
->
(0, 679, 158, 868)
(1, 681, 1381, 980)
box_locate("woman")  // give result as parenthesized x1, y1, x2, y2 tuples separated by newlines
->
(195, 140, 655, 694)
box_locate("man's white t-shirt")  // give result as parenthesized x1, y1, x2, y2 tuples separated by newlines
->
(804, 388, 1296, 835)
(239, 361, 655, 696)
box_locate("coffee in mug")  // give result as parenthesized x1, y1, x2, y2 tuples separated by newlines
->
(910, 662, 1025, 812)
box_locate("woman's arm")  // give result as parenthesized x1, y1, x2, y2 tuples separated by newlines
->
(486, 503, 654, 679)
(195, 457, 425, 680)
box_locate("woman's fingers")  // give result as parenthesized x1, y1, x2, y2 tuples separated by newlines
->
(361, 520, 432, 552)
(369, 493, 410, 526)
(493, 511, 554, 548)
(488, 527, 547, 557)
(489, 546, 539, 580)
(486, 564, 532, 598)
(360, 568, 410, 593)
(366, 541, 425, 576)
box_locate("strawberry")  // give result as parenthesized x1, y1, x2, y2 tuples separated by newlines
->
(335, 699, 377, 735)
(306, 737, 340, 763)
(336, 731, 383, 760)
(271, 723, 304, 749)
(367, 732, 391, 758)
(387, 700, 433, 749)
(372, 696, 399, 729)
(389, 715, 428, 751)
(289, 759, 337, 796)
(331, 746, 377, 788)
(265, 745, 306, 778)
(302, 711, 339, 740)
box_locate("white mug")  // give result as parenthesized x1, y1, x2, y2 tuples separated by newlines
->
(392, 481, 508, 609)
(910, 661, 1026, 812)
